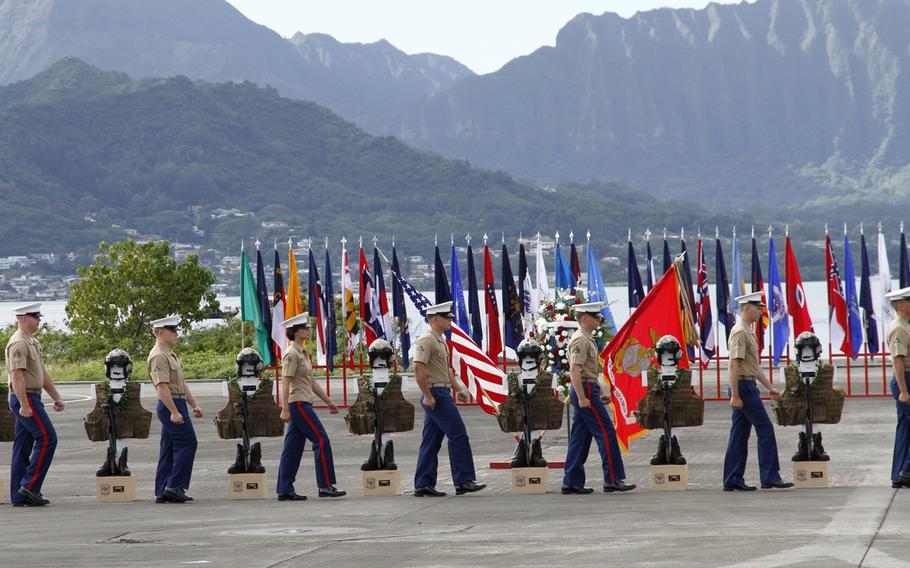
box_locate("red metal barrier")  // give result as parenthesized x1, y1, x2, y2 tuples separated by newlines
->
(265, 342, 893, 409)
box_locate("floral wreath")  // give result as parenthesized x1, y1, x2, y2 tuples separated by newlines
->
(98, 380, 131, 414)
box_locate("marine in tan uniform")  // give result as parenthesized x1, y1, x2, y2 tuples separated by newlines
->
(722, 292, 792, 491)
(413, 301, 486, 497)
(148, 315, 203, 504)
(7, 302, 63, 507)
(275, 313, 345, 500)
(884, 286, 910, 487)
(562, 301, 634, 494)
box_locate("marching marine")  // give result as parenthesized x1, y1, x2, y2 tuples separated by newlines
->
(276, 313, 346, 500)
(562, 301, 635, 494)
(6, 302, 64, 507)
(148, 315, 203, 503)
(413, 301, 486, 497)
(885, 286, 910, 488)
(722, 292, 793, 491)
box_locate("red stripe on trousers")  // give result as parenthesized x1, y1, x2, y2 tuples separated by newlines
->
(297, 402, 331, 486)
(587, 384, 615, 480)
(26, 397, 50, 489)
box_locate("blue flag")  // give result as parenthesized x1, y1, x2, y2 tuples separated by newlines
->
(843, 233, 864, 359)
(450, 244, 470, 331)
(730, 234, 745, 317)
(466, 243, 484, 345)
(586, 242, 617, 331)
(627, 238, 645, 309)
(255, 247, 275, 365)
(859, 233, 879, 353)
(434, 245, 451, 304)
(501, 244, 523, 351)
(663, 236, 672, 274)
(554, 242, 573, 290)
(901, 228, 910, 288)
(324, 247, 338, 370)
(391, 246, 410, 368)
(715, 236, 733, 342)
(767, 236, 788, 365)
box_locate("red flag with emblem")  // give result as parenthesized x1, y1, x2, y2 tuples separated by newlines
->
(601, 262, 696, 452)
(785, 236, 813, 336)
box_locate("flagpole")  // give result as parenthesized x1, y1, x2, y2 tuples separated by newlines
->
(241, 238, 246, 351)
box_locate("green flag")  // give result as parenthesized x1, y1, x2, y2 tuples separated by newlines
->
(240, 249, 271, 365)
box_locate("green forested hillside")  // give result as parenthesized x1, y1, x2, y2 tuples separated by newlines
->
(0, 58, 750, 263)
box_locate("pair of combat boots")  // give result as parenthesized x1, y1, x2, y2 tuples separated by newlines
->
(96, 447, 131, 476)
(792, 432, 829, 462)
(650, 434, 687, 466)
(361, 439, 397, 471)
(227, 442, 266, 474)
(510, 438, 547, 468)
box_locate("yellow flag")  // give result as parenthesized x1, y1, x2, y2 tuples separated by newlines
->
(285, 246, 303, 318)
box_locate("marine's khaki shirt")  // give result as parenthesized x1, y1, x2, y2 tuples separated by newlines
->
(147, 344, 186, 396)
(728, 319, 762, 379)
(887, 318, 910, 360)
(5, 329, 47, 391)
(413, 331, 451, 387)
(282, 341, 316, 404)
(568, 327, 599, 382)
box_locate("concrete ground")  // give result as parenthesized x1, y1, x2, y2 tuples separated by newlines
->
(0, 382, 906, 568)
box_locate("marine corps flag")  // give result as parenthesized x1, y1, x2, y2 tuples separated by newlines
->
(601, 261, 697, 452)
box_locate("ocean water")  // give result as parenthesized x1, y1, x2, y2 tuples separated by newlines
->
(2, 279, 894, 358)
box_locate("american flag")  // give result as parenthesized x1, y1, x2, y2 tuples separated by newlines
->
(695, 238, 716, 367)
(390, 265, 508, 415)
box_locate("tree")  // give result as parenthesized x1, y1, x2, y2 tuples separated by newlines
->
(66, 240, 219, 355)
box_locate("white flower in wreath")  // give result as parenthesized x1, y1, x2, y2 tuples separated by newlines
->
(555, 302, 565, 309)
(558, 349, 565, 356)
(561, 331, 568, 337)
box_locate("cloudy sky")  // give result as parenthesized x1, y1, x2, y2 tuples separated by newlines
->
(226, 1, 751, 74)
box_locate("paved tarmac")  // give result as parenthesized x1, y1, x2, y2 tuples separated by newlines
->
(0, 382, 906, 567)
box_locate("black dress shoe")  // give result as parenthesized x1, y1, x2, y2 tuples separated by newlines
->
(723, 483, 757, 491)
(18, 487, 49, 505)
(163, 487, 191, 503)
(155, 495, 172, 504)
(603, 480, 636, 493)
(455, 481, 486, 495)
(761, 480, 794, 489)
(561, 486, 594, 495)
(318, 486, 347, 498)
(414, 486, 447, 497)
(278, 492, 308, 501)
